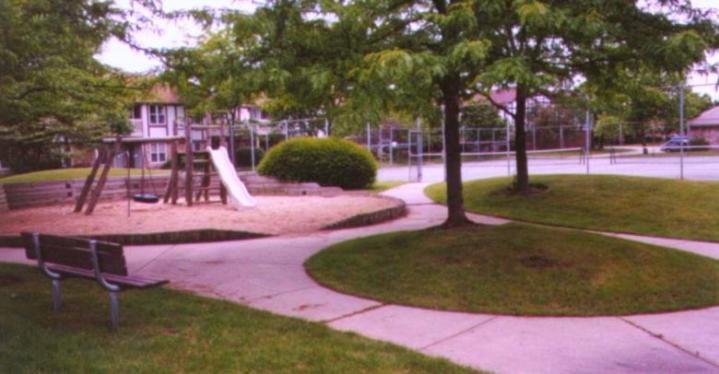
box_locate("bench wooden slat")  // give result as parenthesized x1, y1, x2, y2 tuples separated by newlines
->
(22, 232, 128, 276)
(22, 232, 123, 256)
(48, 264, 167, 289)
(34, 244, 127, 275)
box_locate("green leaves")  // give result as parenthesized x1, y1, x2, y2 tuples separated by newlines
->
(448, 40, 489, 69)
(515, 0, 549, 26)
(0, 0, 150, 171)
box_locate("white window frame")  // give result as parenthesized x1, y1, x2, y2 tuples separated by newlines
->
(149, 105, 166, 125)
(150, 143, 167, 163)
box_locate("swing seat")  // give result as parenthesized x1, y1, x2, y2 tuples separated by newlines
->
(132, 193, 160, 204)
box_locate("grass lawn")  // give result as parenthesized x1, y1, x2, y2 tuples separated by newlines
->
(0, 168, 168, 185)
(426, 175, 719, 242)
(306, 224, 719, 316)
(369, 180, 407, 193)
(0, 264, 478, 373)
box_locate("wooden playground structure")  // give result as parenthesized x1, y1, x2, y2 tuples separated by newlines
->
(74, 123, 233, 215)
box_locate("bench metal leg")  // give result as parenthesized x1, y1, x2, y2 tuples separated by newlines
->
(109, 291, 119, 331)
(52, 279, 62, 312)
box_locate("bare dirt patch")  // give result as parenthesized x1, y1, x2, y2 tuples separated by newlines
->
(0, 195, 400, 237)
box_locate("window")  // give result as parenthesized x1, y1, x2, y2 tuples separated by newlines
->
(150, 143, 167, 163)
(149, 105, 166, 125)
(131, 104, 142, 119)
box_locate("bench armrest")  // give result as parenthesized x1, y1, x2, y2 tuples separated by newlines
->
(89, 240, 120, 292)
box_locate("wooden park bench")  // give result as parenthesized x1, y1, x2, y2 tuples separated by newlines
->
(22, 232, 168, 331)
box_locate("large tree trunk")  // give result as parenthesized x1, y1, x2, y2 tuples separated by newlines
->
(441, 78, 471, 227)
(514, 85, 530, 192)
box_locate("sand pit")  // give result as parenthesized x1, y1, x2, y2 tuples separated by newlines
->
(0, 195, 402, 238)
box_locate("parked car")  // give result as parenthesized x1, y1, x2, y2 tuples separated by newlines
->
(660, 136, 689, 152)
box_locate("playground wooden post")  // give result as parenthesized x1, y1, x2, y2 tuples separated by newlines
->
(163, 139, 179, 204)
(85, 139, 121, 215)
(218, 121, 228, 204)
(185, 127, 194, 206)
(74, 148, 106, 213)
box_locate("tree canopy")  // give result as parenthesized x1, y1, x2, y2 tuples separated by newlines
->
(168, 0, 717, 225)
(0, 0, 155, 172)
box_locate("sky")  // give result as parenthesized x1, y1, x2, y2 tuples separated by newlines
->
(96, 0, 258, 72)
(95, 0, 719, 100)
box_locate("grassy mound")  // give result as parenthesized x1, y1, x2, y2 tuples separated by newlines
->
(306, 224, 719, 316)
(426, 175, 719, 241)
(0, 264, 477, 373)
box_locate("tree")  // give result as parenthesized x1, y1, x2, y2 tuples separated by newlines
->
(469, 0, 718, 191)
(162, 18, 266, 161)
(460, 102, 505, 128)
(214, 0, 718, 227)
(587, 71, 714, 149)
(0, 0, 157, 171)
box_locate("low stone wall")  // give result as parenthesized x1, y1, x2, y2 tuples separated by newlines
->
(3, 172, 345, 210)
(323, 196, 407, 230)
(0, 184, 8, 212)
(0, 229, 269, 248)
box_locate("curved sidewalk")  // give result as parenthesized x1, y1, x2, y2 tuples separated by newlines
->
(2, 183, 719, 373)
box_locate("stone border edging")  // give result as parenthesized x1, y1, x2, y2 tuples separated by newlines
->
(0, 229, 270, 248)
(322, 196, 407, 230)
(0, 183, 8, 212)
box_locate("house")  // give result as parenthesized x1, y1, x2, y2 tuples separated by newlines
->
(118, 85, 271, 168)
(688, 105, 719, 144)
(483, 88, 552, 127)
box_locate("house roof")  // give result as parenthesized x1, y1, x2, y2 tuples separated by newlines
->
(141, 85, 181, 104)
(689, 105, 719, 127)
(490, 89, 517, 105)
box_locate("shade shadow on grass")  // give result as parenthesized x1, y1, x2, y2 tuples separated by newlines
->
(426, 175, 719, 242)
(0, 264, 480, 373)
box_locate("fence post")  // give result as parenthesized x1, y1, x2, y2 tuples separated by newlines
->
(679, 83, 685, 180)
(585, 111, 592, 175)
(249, 122, 256, 172)
(407, 129, 413, 181)
(506, 121, 511, 176)
(389, 128, 394, 166)
(416, 117, 423, 182)
(366, 122, 371, 151)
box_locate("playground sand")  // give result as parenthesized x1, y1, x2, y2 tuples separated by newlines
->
(0, 195, 400, 237)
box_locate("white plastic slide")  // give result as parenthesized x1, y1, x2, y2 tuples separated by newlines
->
(207, 146, 257, 209)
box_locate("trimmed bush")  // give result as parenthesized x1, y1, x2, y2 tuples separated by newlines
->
(258, 137, 377, 189)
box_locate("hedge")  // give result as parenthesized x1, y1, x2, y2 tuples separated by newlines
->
(258, 137, 377, 189)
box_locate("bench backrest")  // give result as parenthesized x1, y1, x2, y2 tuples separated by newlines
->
(22, 232, 128, 276)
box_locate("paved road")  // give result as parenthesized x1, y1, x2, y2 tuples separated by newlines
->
(379, 154, 719, 182)
(3, 181, 719, 373)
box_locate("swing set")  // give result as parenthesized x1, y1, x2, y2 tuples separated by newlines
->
(74, 125, 231, 215)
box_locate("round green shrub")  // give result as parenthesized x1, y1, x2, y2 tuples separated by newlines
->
(258, 137, 377, 189)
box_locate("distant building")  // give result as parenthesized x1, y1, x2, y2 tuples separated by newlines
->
(119, 85, 270, 167)
(688, 105, 719, 144)
(474, 88, 552, 127)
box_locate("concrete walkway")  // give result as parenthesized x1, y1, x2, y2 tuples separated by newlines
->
(2, 182, 719, 373)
